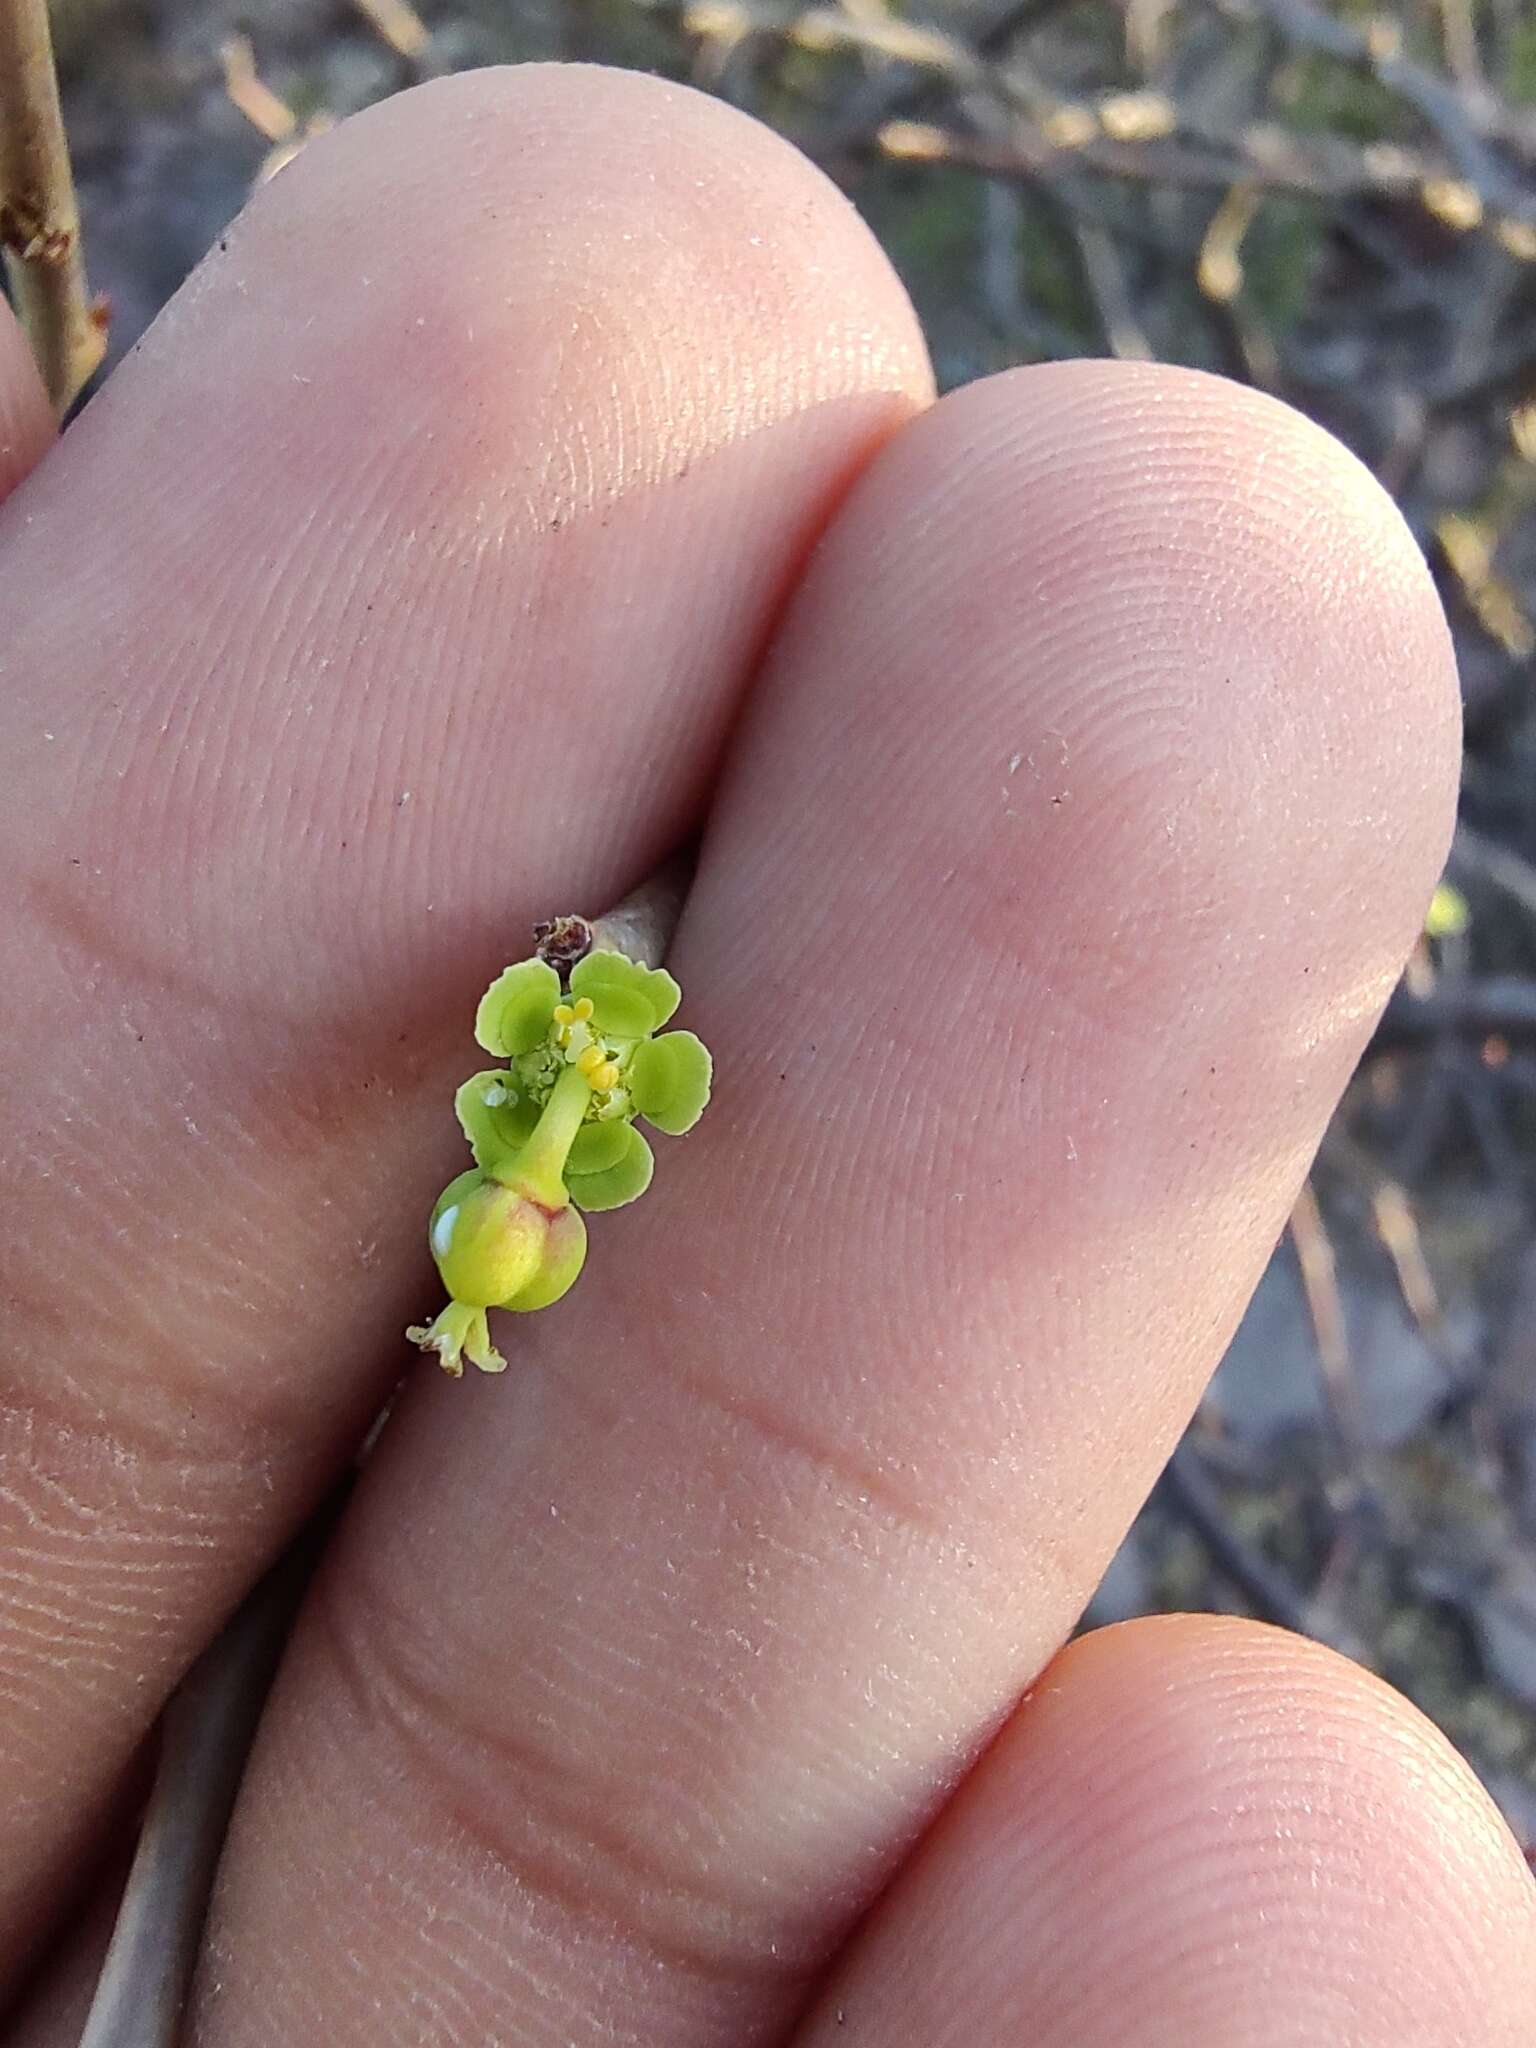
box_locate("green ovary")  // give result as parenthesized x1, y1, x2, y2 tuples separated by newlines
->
(408, 1170, 590, 1375)
(429, 1173, 551, 1307)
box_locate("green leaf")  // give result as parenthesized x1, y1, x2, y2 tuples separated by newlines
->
(569, 949, 681, 1035)
(629, 1030, 712, 1135)
(474, 957, 561, 1056)
(455, 1069, 539, 1172)
(567, 1122, 654, 1212)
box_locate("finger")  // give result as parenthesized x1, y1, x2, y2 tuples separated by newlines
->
(2, 1870, 122, 2048)
(794, 1615, 1536, 2046)
(0, 64, 930, 1976)
(0, 300, 51, 499)
(195, 364, 1460, 2048)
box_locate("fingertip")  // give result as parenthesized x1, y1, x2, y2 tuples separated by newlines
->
(802, 1612, 1536, 2046)
(752, 357, 1464, 1214)
(880, 357, 1461, 867)
(1035, 1614, 1536, 2035)
(117, 61, 935, 454)
(1047, 1612, 1535, 1944)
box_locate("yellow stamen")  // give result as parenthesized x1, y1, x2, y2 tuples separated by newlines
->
(592, 1061, 620, 1092)
(573, 997, 594, 1021)
(552, 1003, 575, 1026)
(576, 1045, 605, 1077)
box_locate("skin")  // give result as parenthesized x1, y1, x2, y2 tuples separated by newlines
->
(0, 62, 1531, 2048)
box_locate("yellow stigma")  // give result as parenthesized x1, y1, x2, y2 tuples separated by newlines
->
(591, 1061, 620, 1092)
(576, 1045, 606, 1077)
(572, 997, 595, 1021)
(552, 1003, 575, 1026)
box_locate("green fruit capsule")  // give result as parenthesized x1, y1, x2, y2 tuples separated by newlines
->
(406, 1170, 589, 1375)
(427, 1170, 549, 1308)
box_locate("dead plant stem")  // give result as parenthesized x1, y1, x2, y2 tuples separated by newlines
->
(0, 0, 104, 413)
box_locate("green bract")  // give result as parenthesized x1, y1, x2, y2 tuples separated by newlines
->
(567, 1119, 654, 1211)
(407, 945, 713, 1375)
(569, 949, 681, 1032)
(455, 1070, 539, 1176)
(475, 957, 563, 1056)
(628, 1031, 711, 1135)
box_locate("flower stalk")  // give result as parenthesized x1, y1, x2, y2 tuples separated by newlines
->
(515, 1061, 600, 1206)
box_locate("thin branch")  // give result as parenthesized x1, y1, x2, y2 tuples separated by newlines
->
(1161, 1444, 1310, 1631)
(874, 105, 1517, 217)
(0, 0, 104, 414)
(1452, 822, 1536, 925)
(77, 1498, 348, 2048)
(809, 0, 1080, 156)
(1434, 0, 1487, 96)
(1290, 1179, 1364, 1455)
(1216, 0, 1536, 207)
(530, 850, 691, 980)
(1162, 1441, 1365, 1658)
(1375, 973, 1536, 1048)
(789, 0, 1536, 244)
(586, 849, 692, 968)
(219, 36, 298, 144)
(351, 0, 431, 63)
(1072, 215, 1156, 359)
(1370, 1179, 1445, 1346)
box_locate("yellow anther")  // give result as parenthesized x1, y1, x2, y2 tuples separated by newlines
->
(573, 997, 595, 1021)
(552, 1004, 575, 1026)
(576, 1045, 606, 1077)
(592, 1062, 620, 1092)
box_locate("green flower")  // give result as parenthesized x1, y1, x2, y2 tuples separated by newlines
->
(407, 947, 712, 1374)
(460, 949, 709, 1204)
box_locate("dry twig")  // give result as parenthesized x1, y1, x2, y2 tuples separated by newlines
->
(1290, 1179, 1362, 1451)
(1216, 0, 1536, 214)
(0, 0, 104, 414)
(1162, 1441, 1366, 1660)
(352, 0, 432, 63)
(77, 1501, 347, 2048)
(219, 35, 298, 144)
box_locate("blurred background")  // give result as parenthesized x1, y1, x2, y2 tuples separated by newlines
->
(34, 0, 1536, 1858)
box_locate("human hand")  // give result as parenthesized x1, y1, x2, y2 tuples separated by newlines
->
(2, 64, 1531, 2048)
